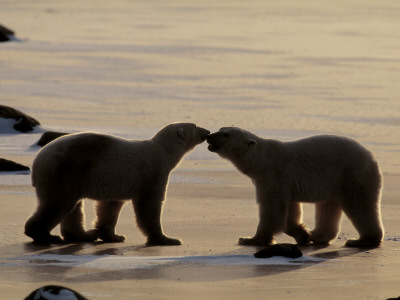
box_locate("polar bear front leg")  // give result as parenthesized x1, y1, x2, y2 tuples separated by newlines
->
(285, 202, 311, 245)
(238, 204, 277, 246)
(310, 201, 342, 245)
(60, 201, 99, 243)
(94, 200, 126, 242)
(239, 186, 290, 246)
(133, 191, 182, 246)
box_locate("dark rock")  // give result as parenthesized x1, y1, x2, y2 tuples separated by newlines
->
(0, 105, 40, 132)
(25, 285, 88, 300)
(0, 158, 30, 171)
(254, 243, 303, 259)
(37, 131, 69, 146)
(0, 24, 15, 42)
(13, 117, 36, 132)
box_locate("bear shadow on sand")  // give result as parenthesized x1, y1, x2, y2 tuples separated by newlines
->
(17, 242, 373, 283)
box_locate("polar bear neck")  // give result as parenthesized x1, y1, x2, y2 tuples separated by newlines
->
(227, 138, 285, 177)
(151, 135, 189, 169)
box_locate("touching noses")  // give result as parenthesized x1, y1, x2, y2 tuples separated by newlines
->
(198, 127, 211, 140)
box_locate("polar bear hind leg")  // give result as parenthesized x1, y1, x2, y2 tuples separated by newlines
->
(341, 199, 383, 248)
(341, 170, 383, 247)
(25, 197, 78, 244)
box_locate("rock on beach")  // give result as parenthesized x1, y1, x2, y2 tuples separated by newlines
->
(0, 24, 16, 42)
(0, 105, 40, 132)
(254, 243, 303, 259)
(0, 158, 30, 172)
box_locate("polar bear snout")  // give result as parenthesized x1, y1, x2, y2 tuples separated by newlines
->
(206, 132, 221, 152)
(197, 126, 210, 142)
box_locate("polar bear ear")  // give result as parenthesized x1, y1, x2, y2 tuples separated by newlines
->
(177, 127, 186, 140)
(247, 139, 257, 147)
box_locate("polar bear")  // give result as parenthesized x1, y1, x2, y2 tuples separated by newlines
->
(206, 127, 384, 248)
(25, 123, 210, 245)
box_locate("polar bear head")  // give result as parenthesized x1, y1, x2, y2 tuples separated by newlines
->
(206, 127, 261, 175)
(206, 127, 257, 159)
(153, 123, 210, 152)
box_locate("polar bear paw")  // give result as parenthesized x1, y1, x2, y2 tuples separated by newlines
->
(31, 234, 65, 245)
(286, 224, 311, 246)
(146, 236, 182, 246)
(95, 228, 125, 243)
(345, 238, 382, 248)
(98, 231, 126, 243)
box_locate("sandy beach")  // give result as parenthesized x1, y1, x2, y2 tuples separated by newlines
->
(1, 0, 400, 299)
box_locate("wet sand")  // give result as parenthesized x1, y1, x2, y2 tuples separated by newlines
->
(0, 170, 399, 299)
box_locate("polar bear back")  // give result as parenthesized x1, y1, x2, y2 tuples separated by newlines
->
(286, 135, 375, 172)
(280, 135, 381, 203)
(32, 132, 164, 200)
